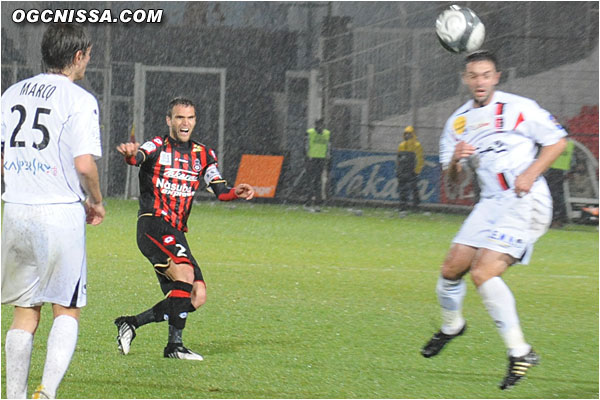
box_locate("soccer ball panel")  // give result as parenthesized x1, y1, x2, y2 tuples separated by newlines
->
(435, 5, 485, 54)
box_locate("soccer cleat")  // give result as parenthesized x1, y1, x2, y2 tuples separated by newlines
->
(114, 316, 137, 355)
(499, 349, 540, 390)
(421, 323, 466, 358)
(32, 384, 52, 399)
(164, 344, 204, 361)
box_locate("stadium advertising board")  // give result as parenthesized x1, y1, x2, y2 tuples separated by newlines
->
(235, 154, 284, 198)
(330, 149, 443, 204)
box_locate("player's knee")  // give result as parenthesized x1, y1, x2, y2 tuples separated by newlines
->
(440, 263, 463, 281)
(469, 264, 490, 287)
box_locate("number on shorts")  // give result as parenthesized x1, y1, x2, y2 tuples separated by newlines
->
(175, 244, 188, 258)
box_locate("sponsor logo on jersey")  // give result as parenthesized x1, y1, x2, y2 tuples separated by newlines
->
(162, 235, 175, 246)
(453, 116, 466, 135)
(140, 141, 157, 153)
(175, 158, 188, 164)
(468, 121, 490, 131)
(3, 157, 58, 176)
(155, 178, 195, 197)
(153, 137, 164, 146)
(163, 168, 198, 182)
(193, 159, 201, 172)
(159, 151, 172, 165)
(192, 144, 203, 152)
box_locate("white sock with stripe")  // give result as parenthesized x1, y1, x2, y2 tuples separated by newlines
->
(436, 276, 467, 335)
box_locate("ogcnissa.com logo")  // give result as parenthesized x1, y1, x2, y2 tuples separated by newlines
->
(12, 8, 163, 24)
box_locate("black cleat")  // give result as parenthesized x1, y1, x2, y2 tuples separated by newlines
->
(114, 316, 137, 355)
(421, 323, 466, 358)
(499, 349, 539, 390)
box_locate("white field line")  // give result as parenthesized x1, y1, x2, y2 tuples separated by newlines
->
(205, 261, 595, 280)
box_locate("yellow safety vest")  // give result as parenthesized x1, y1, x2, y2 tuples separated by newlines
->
(307, 129, 330, 159)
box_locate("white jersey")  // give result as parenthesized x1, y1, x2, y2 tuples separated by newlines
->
(440, 91, 567, 198)
(1, 73, 102, 205)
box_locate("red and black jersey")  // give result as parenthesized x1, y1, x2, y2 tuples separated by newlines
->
(127, 135, 236, 232)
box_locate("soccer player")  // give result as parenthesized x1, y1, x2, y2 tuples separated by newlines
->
(114, 97, 255, 360)
(421, 50, 567, 390)
(1, 23, 105, 399)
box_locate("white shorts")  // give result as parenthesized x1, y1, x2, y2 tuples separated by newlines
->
(1, 202, 88, 308)
(453, 180, 552, 264)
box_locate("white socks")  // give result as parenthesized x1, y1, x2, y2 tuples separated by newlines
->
(436, 276, 467, 335)
(478, 276, 531, 357)
(5, 329, 34, 399)
(40, 315, 79, 398)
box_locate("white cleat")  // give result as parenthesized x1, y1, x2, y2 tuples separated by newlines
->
(114, 317, 136, 355)
(164, 345, 204, 361)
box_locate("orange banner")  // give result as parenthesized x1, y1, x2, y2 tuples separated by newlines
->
(235, 154, 284, 198)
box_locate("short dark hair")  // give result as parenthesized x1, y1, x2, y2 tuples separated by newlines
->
(465, 50, 499, 71)
(41, 23, 91, 72)
(167, 97, 196, 117)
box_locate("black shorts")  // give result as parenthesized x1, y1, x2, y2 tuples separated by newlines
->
(137, 215, 204, 294)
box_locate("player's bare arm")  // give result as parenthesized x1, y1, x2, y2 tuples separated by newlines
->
(514, 137, 567, 195)
(75, 154, 105, 225)
(447, 141, 476, 183)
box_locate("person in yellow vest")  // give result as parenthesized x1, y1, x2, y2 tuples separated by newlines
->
(544, 138, 574, 228)
(397, 125, 424, 211)
(305, 118, 331, 209)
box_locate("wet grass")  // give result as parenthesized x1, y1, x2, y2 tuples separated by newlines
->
(2, 198, 598, 398)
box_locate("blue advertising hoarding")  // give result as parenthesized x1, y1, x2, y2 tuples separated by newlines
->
(330, 148, 441, 204)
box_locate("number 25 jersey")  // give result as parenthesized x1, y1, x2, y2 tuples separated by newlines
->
(1, 73, 102, 204)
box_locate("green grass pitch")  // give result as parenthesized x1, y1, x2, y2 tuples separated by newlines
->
(2, 198, 598, 398)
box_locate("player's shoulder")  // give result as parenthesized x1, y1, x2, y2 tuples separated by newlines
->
(190, 140, 219, 161)
(450, 100, 472, 118)
(444, 101, 471, 131)
(190, 139, 210, 151)
(1, 74, 40, 102)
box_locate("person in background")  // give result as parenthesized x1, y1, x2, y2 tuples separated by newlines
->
(544, 138, 574, 228)
(396, 125, 424, 212)
(305, 118, 331, 211)
(1, 23, 105, 399)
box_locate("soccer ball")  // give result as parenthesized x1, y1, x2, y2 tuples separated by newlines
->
(435, 5, 485, 54)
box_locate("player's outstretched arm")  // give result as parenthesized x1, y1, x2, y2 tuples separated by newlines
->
(234, 183, 255, 200)
(116, 142, 144, 166)
(116, 142, 140, 157)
